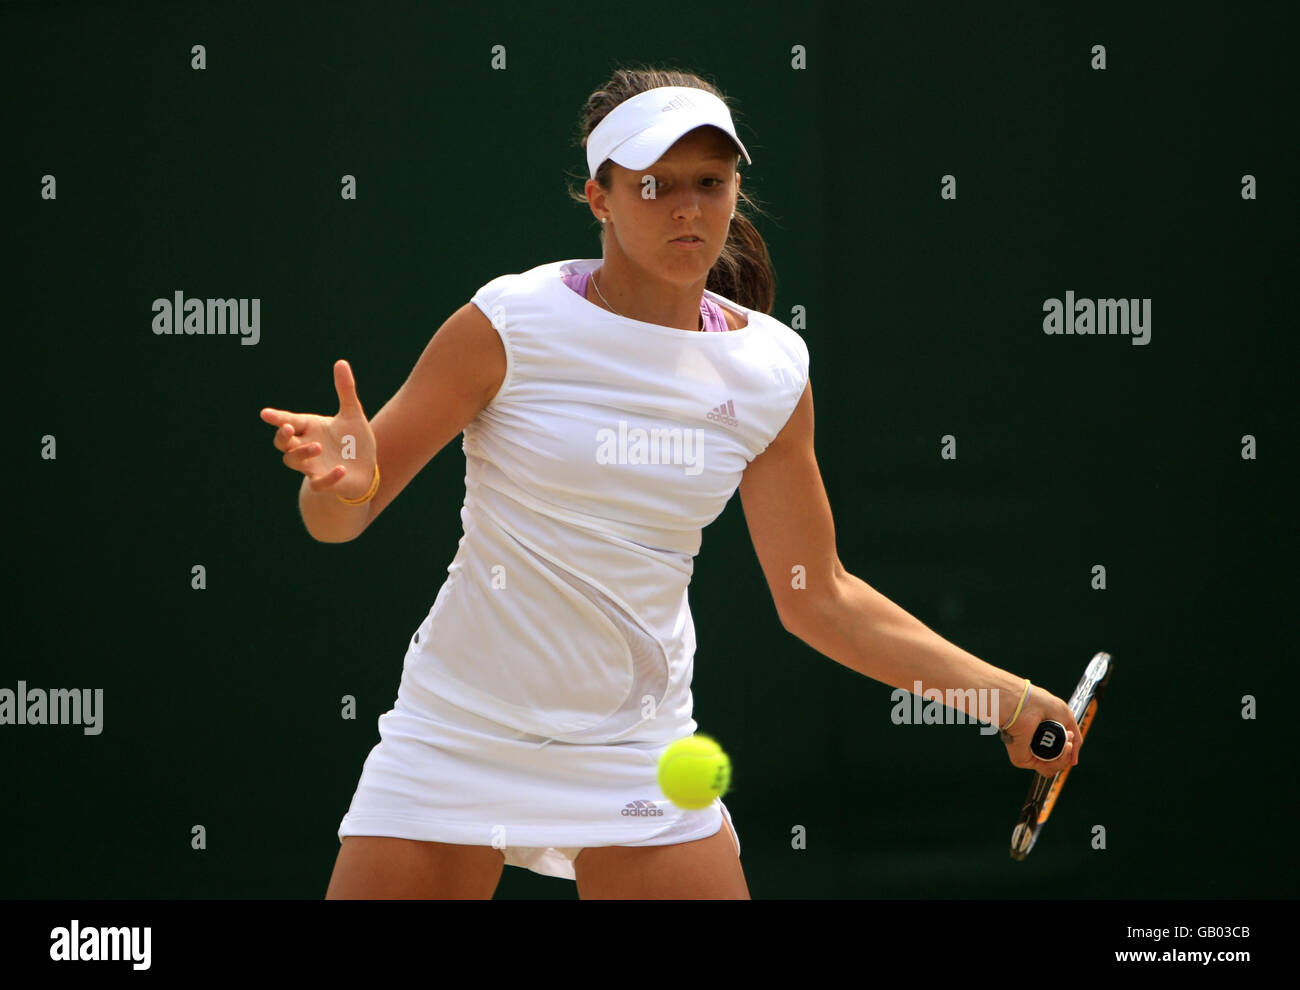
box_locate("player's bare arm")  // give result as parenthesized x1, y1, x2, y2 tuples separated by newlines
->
(357, 302, 507, 530)
(738, 378, 1081, 778)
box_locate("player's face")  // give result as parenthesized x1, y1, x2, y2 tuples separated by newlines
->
(601, 127, 741, 282)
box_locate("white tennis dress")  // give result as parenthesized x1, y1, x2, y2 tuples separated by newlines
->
(337, 257, 810, 881)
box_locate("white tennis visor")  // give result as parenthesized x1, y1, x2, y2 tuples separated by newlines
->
(585, 86, 752, 179)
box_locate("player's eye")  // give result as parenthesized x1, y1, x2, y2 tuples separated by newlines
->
(646, 177, 724, 187)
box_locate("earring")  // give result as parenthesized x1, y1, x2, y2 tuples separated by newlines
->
(601, 217, 608, 224)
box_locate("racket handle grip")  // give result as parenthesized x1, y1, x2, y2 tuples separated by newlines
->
(1029, 720, 1067, 760)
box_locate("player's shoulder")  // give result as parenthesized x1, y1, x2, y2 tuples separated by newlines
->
(726, 299, 810, 372)
(472, 258, 569, 302)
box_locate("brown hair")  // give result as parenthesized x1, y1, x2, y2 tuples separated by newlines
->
(566, 65, 776, 315)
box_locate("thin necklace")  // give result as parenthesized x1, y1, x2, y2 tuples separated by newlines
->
(592, 268, 703, 332)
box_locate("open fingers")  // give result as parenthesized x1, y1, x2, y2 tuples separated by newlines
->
(307, 463, 347, 492)
(261, 407, 309, 438)
(270, 420, 312, 454)
(282, 441, 323, 470)
(333, 360, 366, 419)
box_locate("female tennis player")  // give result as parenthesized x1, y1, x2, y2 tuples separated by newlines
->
(260, 67, 1083, 899)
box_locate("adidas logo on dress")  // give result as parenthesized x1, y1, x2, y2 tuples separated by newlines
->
(620, 799, 665, 817)
(707, 399, 738, 428)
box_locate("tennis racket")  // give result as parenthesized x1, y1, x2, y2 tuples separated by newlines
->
(1009, 651, 1113, 860)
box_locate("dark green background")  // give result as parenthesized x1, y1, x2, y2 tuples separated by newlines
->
(4, 0, 1294, 899)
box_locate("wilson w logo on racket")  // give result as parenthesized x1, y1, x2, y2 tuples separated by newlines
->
(1010, 652, 1113, 860)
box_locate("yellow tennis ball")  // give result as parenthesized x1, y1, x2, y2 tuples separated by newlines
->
(657, 734, 731, 810)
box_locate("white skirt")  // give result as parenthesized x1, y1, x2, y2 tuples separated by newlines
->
(337, 661, 739, 882)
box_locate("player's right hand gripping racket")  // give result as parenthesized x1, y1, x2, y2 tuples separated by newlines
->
(1009, 651, 1113, 860)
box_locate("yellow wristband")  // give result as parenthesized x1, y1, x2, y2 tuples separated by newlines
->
(1000, 678, 1032, 731)
(336, 463, 380, 505)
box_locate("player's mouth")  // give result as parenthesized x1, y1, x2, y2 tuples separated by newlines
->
(670, 235, 704, 249)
